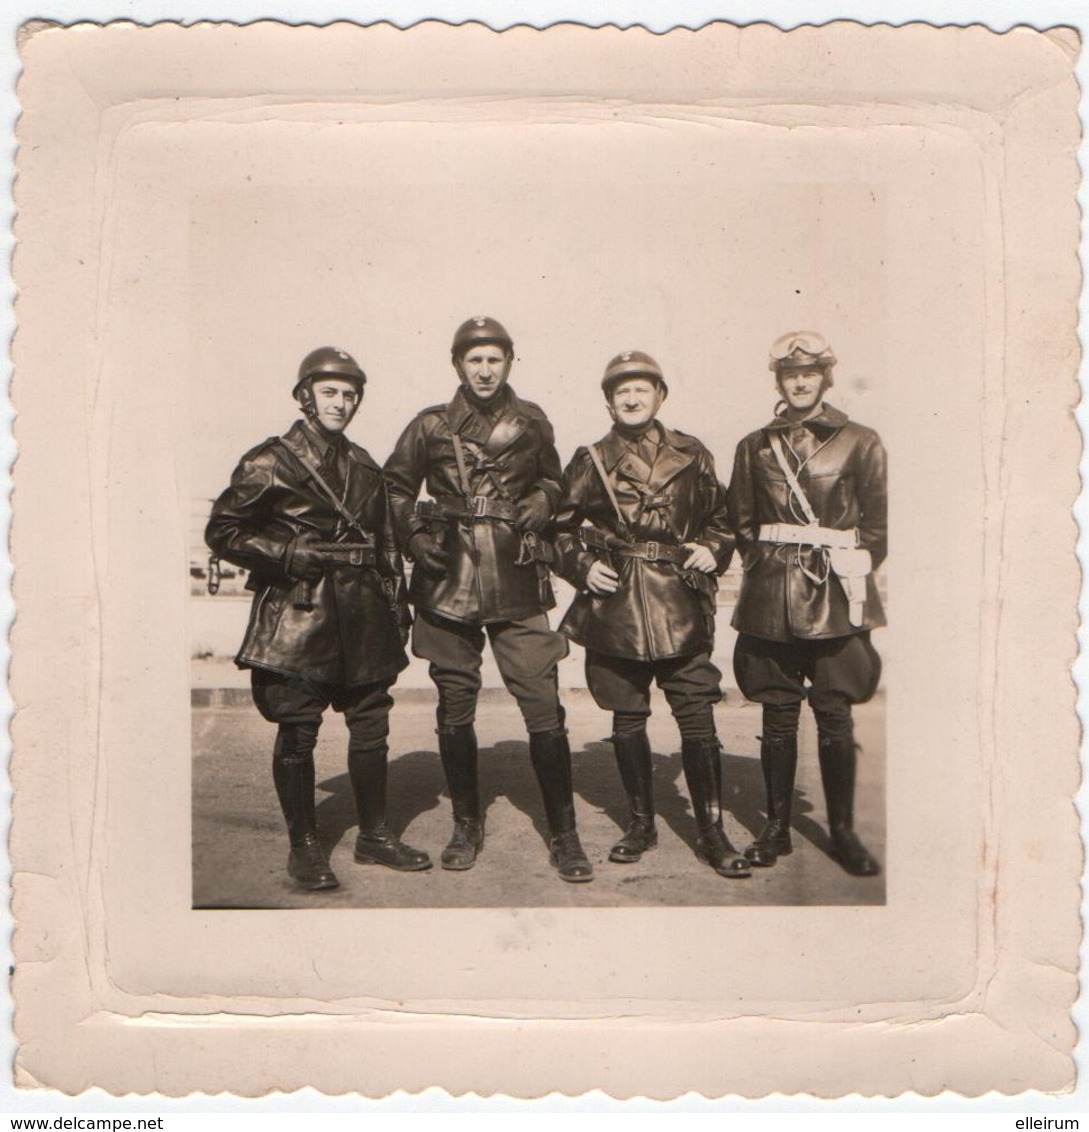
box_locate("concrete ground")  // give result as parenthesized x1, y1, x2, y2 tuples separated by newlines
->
(193, 684, 885, 909)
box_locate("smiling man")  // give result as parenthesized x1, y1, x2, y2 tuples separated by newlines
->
(206, 347, 430, 892)
(384, 316, 592, 882)
(727, 331, 887, 877)
(553, 351, 751, 879)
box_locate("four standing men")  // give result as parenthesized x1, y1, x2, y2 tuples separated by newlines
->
(206, 325, 886, 890)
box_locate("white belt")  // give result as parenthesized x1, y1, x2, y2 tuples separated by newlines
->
(758, 523, 858, 550)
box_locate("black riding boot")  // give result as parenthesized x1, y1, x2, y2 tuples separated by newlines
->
(609, 732, 658, 863)
(348, 744, 431, 872)
(817, 733, 881, 877)
(528, 727, 593, 883)
(745, 734, 798, 867)
(272, 724, 338, 891)
(681, 738, 751, 878)
(438, 724, 485, 870)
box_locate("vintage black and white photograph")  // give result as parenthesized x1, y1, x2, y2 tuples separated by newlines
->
(185, 70, 893, 908)
(11, 16, 1081, 1099)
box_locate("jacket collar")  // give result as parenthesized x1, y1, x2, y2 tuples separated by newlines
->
(290, 419, 378, 472)
(446, 385, 529, 453)
(596, 421, 699, 488)
(765, 401, 849, 432)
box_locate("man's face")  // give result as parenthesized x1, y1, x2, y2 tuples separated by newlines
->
(309, 377, 361, 433)
(457, 343, 511, 401)
(776, 366, 829, 415)
(608, 378, 665, 429)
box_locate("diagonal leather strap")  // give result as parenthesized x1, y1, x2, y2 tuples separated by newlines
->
(449, 431, 474, 500)
(588, 442, 631, 540)
(277, 435, 368, 539)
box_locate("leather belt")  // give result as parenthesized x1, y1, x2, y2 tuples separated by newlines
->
(309, 542, 377, 566)
(579, 526, 688, 564)
(758, 523, 858, 550)
(417, 496, 520, 523)
(614, 541, 688, 565)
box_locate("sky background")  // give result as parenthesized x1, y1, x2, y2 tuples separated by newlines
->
(186, 119, 893, 538)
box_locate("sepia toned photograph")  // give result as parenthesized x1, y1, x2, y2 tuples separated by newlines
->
(10, 16, 1080, 1099)
(189, 186, 890, 912)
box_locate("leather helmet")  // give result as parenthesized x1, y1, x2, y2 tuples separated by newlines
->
(768, 331, 837, 372)
(293, 347, 367, 400)
(601, 350, 668, 396)
(451, 316, 514, 360)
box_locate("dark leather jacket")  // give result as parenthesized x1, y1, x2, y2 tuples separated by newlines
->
(727, 403, 887, 642)
(553, 422, 733, 662)
(205, 419, 409, 686)
(383, 385, 564, 625)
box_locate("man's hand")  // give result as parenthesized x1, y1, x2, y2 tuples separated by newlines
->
(409, 530, 448, 576)
(682, 542, 717, 573)
(515, 490, 552, 533)
(286, 535, 325, 582)
(585, 560, 620, 595)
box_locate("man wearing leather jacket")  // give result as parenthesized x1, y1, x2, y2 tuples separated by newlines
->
(727, 331, 887, 877)
(553, 351, 751, 879)
(383, 316, 593, 883)
(206, 347, 431, 892)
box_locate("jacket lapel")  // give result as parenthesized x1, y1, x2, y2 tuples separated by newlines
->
(445, 389, 490, 444)
(345, 445, 381, 515)
(482, 390, 530, 457)
(597, 429, 629, 473)
(646, 425, 696, 490)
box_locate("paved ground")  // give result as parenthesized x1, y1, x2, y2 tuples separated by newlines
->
(193, 686, 885, 909)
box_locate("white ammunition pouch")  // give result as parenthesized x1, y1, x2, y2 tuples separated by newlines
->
(828, 546, 873, 627)
(767, 431, 874, 626)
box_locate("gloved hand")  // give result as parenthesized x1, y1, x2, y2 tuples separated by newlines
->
(286, 534, 325, 582)
(682, 542, 717, 573)
(515, 489, 552, 533)
(409, 530, 448, 576)
(585, 560, 620, 595)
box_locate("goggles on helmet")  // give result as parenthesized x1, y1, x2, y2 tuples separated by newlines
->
(768, 331, 836, 372)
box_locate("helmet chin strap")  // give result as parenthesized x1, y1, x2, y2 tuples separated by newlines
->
(296, 378, 361, 428)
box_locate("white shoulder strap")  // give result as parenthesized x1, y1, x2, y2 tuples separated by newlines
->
(768, 433, 819, 525)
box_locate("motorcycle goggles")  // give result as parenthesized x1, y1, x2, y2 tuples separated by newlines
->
(768, 330, 837, 371)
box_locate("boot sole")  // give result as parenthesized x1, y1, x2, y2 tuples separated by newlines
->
(696, 850, 753, 879)
(830, 849, 881, 877)
(549, 854, 594, 882)
(353, 852, 433, 872)
(608, 843, 658, 864)
(440, 857, 478, 871)
(289, 871, 340, 891)
(744, 842, 793, 867)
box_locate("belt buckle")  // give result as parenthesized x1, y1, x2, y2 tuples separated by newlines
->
(471, 496, 488, 518)
(349, 547, 363, 566)
(646, 540, 659, 560)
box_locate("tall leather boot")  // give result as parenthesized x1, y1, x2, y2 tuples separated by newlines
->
(745, 734, 798, 867)
(528, 727, 593, 883)
(608, 732, 658, 863)
(817, 733, 881, 877)
(681, 738, 751, 878)
(348, 744, 431, 872)
(272, 725, 338, 891)
(437, 724, 485, 870)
